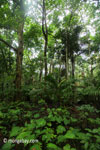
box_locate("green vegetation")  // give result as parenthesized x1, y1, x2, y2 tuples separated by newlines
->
(0, 101, 100, 150)
(0, 0, 100, 150)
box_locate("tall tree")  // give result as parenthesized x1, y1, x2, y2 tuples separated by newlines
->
(0, 0, 25, 100)
(15, 0, 25, 100)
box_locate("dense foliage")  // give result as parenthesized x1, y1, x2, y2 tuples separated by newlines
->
(0, 0, 100, 150)
(0, 101, 100, 150)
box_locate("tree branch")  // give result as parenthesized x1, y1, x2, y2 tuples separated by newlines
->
(0, 38, 17, 51)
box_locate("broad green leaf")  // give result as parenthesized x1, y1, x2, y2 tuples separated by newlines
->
(16, 131, 32, 139)
(10, 126, 21, 137)
(47, 143, 58, 149)
(65, 130, 75, 139)
(34, 113, 40, 118)
(64, 118, 70, 125)
(56, 125, 66, 134)
(63, 144, 71, 150)
(57, 135, 65, 143)
(2, 143, 15, 150)
(36, 118, 46, 128)
(84, 142, 89, 150)
(30, 143, 42, 150)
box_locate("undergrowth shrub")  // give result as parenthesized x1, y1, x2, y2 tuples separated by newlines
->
(29, 75, 77, 105)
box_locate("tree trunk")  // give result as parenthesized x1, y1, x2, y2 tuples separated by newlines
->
(91, 57, 93, 77)
(49, 61, 52, 74)
(59, 59, 62, 82)
(42, 0, 48, 78)
(65, 46, 69, 79)
(15, 0, 24, 100)
(71, 56, 75, 78)
(44, 39, 48, 77)
(0, 1, 25, 101)
(39, 63, 43, 81)
(52, 62, 55, 73)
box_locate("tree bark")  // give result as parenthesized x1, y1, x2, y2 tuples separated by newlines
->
(49, 61, 52, 74)
(39, 62, 43, 82)
(44, 39, 48, 77)
(65, 45, 69, 79)
(15, 0, 24, 100)
(90, 57, 93, 77)
(42, 0, 48, 78)
(71, 55, 75, 78)
(59, 58, 62, 82)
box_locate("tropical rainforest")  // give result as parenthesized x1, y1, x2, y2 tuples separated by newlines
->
(0, 0, 100, 150)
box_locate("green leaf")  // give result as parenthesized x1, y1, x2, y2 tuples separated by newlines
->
(16, 131, 32, 139)
(36, 118, 46, 128)
(25, 123, 35, 130)
(65, 130, 75, 139)
(84, 142, 89, 150)
(63, 144, 71, 150)
(47, 122, 52, 127)
(57, 135, 65, 143)
(0, 111, 3, 118)
(35, 129, 42, 136)
(92, 129, 99, 133)
(34, 113, 40, 118)
(47, 143, 58, 149)
(2, 143, 15, 150)
(30, 143, 42, 150)
(70, 117, 77, 122)
(10, 126, 21, 137)
(64, 118, 70, 125)
(42, 132, 56, 143)
(76, 132, 86, 140)
(56, 125, 66, 134)
(55, 116, 62, 123)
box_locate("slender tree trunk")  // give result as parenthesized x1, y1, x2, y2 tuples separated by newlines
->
(42, 0, 48, 78)
(65, 46, 68, 79)
(9, 48, 12, 71)
(88, 44, 93, 77)
(91, 57, 93, 77)
(59, 59, 62, 82)
(44, 39, 48, 77)
(49, 61, 52, 74)
(39, 63, 43, 82)
(71, 56, 75, 78)
(52, 62, 55, 73)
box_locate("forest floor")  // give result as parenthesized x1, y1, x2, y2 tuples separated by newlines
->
(0, 100, 100, 150)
